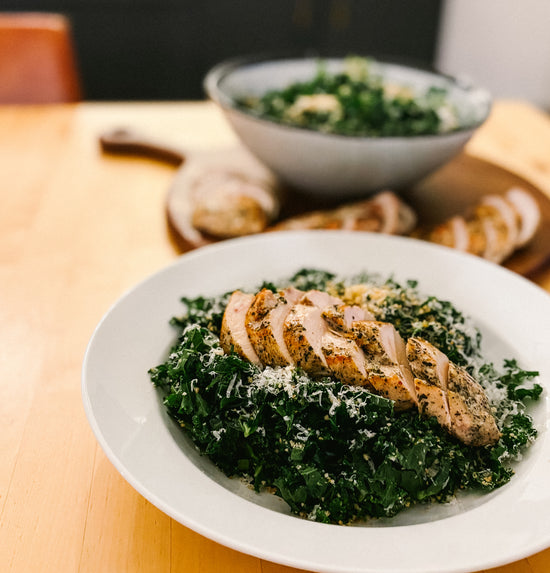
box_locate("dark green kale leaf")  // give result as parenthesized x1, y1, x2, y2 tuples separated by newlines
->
(237, 57, 454, 137)
(285, 268, 336, 291)
(499, 359, 542, 401)
(373, 279, 481, 368)
(170, 292, 231, 335)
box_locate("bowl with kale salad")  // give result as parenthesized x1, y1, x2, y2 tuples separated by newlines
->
(204, 55, 491, 196)
(82, 231, 550, 573)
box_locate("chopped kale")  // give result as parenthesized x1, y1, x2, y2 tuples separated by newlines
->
(372, 279, 482, 368)
(170, 292, 231, 335)
(285, 268, 336, 291)
(237, 57, 460, 137)
(149, 269, 541, 524)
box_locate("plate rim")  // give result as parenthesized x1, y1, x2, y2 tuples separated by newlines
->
(81, 230, 550, 573)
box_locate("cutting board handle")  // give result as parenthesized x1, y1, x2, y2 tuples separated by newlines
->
(99, 128, 186, 167)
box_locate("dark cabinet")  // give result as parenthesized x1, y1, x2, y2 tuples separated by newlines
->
(2, 1, 442, 100)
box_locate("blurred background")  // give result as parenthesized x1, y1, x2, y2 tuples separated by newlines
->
(2, 0, 550, 110)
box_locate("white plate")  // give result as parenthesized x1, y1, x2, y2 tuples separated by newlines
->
(82, 231, 550, 573)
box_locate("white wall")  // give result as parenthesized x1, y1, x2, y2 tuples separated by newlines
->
(435, 0, 550, 110)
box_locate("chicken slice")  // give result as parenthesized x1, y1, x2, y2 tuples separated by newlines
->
(283, 303, 331, 376)
(406, 337, 449, 389)
(506, 187, 541, 248)
(246, 287, 302, 367)
(446, 362, 501, 446)
(427, 216, 460, 250)
(220, 291, 262, 366)
(351, 321, 416, 410)
(270, 210, 343, 231)
(406, 338, 451, 429)
(191, 171, 279, 239)
(321, 304, 374, 333)
(425, 188, 540, 263)
(448, 216, 470, 252)
(368, 190, 417, 235)
(474, 195, 520, 263)
(321, 332, 372, 388)
(428, 216, 487, 257)
(337, 200, 385, 232)
(270, 191, 416, 235)
(295, 291, 374, 387)
(481, 194, 520, 258)
(464, 217, 488, 257)
(299, 289, 343, 308)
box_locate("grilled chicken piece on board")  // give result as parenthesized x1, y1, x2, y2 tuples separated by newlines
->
(475, 194, 520, 262)
(428, 216, 485, 257)
(426, 187, 541, 264)
(506, 187, 541, 247)
(271, 190, 417, 235)
(246, 287, 303, 367)
(191, 171, 280, 239)
(220, 291, 262, 366)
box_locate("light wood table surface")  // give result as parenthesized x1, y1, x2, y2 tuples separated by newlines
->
(1, 100, 550, 573)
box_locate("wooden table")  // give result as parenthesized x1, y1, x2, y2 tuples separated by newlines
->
(1, 100, 550, 573)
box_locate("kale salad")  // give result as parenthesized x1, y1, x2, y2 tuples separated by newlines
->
(236, 56, 461, 137)
(149, 269, 542, 525)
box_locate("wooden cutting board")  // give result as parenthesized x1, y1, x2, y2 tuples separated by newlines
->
(99, 131, 550, 279)
(407, 153, 550, 277)
(165, 147, 550, 278)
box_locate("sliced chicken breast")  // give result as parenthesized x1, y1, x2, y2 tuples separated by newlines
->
(446, 362, 501, 446)
(407, 337, 499, 444)
(406, 338, 451, 429)
(413, 379, 451, 430)
(425, 188, 540, 263)
(270, 210, 342, 231)
(321, 304, 374, 332)
(426, 216, 460, 250)
(191, 171, 279, 239)
(246, 287, 303, 367)
(220, 291, 262, 366)
(270, 191, 416, 235)
(351, 321, 416, 410)
(299, 289, 343, 308)
(337, 200, 385, 232)
(428, 216, 486, 257)
(321, 332, 372, 388)
(480, 194, 519, 260)
(448, 216, 470, 252)
(368, 190, 418, 235)
(464, 217, 487, 257)
(506, 187, 541, 248)
(406, 337, 449, 388)
(283, 303, 331, 376)
(474, 195, 519, 263)
(220, 288, 502, 447)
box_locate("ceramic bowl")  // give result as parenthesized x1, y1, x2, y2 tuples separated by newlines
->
(204, 55, 491, 198)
